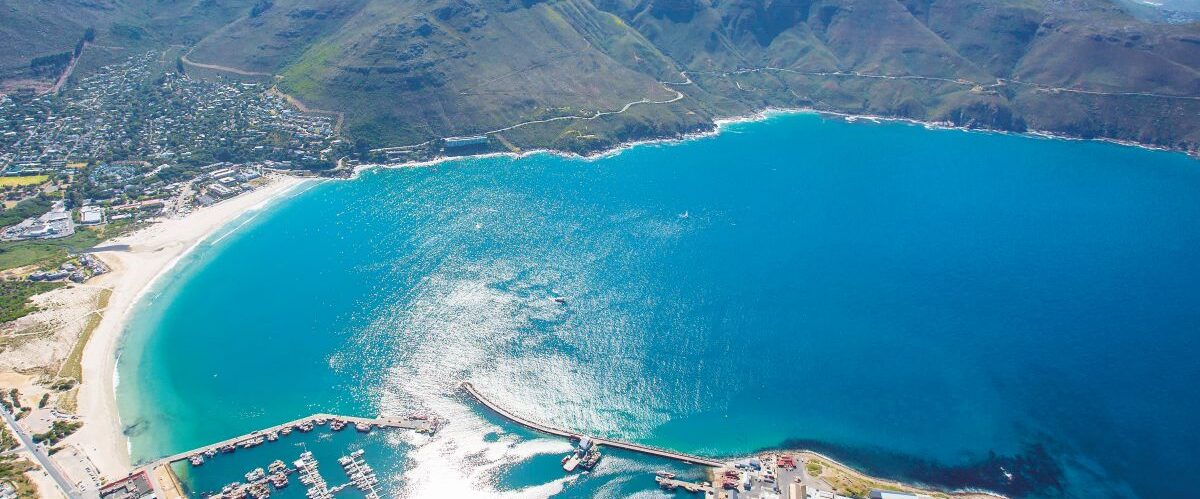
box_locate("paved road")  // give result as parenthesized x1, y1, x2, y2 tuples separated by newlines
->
(179, 53, 272, 77)
(0, 405, 81, 499)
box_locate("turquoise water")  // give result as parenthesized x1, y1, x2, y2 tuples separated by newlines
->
(117, 112, 1200, 498)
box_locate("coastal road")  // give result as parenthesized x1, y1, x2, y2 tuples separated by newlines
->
(0, 405, 81, 499)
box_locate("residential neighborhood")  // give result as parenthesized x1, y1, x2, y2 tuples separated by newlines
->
(1, 51, 344, 291)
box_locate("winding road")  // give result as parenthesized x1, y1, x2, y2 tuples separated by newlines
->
(694, 66, 1200, 101)
(484, 82, 685, 135)
(179, 52, 272, 77)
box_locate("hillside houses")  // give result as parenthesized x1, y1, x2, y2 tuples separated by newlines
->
(1, 52, 340, 181)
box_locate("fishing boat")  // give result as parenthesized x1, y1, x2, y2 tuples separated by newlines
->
(580, 449, 602, 469)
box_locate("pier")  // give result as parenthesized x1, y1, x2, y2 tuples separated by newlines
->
(655, 476, 716, 493)
(129, 413, 436, 476)
(460, 382, 726, 468)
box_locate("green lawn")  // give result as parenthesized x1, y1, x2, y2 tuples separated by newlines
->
(0, 220, 135, 325)
(0, 176, 49, 187)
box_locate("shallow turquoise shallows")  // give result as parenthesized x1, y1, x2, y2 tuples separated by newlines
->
(117, 112, 1200, 498)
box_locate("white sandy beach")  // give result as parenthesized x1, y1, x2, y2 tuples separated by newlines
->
(69, 175, 310, 480)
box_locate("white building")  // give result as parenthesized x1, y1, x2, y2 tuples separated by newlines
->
(80, 205, 105, 225)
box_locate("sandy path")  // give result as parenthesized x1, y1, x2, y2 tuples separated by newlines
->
(70, 175, 310, 480)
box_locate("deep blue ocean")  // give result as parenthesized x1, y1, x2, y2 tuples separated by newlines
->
(116, 112, 1200, 498)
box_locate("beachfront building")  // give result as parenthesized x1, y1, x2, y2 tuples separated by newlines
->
(1, 203, 75, 240)
(443, 135, 488, 149)
(99, 471, 155, 499)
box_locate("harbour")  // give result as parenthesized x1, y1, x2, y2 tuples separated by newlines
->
(114, 113, 1200, 497)
(462, 382, 1002, 499)
(101, 414, 437, 499)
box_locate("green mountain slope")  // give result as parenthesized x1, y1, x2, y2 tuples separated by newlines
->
(4, 0, 1199, 154)
(186, 0, 708, 148)
(0, 0, 255, 82)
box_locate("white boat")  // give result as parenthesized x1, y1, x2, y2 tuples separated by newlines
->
(562, 454, 581, 472)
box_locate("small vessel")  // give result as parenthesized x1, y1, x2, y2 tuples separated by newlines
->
(189, 455, 205, 466)
(204, 449, 217, 458)
(266, 431, 278, 442)
(354, 422, 371, 432)
(268, 460, 287, 474)
(220, 445, 236, 454)
(245, 468, 265, 482)
(655, 471, 676, 479)
(280, 427, 293, 436)
(269, 473, 288, 489)
(222, 482, 247, 499)
(247, 482, 270, 499)
(330, 419, 346, 431)
(562, 453, 581, 472)
(553, 297, 567, 305)
(239, 440, 255, 449)
(580, 448, 602, 469)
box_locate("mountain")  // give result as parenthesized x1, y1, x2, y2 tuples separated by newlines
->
(0, 0, 254, 86)
(186, 0, 709, 150)
(4, 0, 1200, 155)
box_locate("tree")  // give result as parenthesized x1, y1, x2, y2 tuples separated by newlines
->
(250, 0, 274, 17)
(354, 138, 371, 157)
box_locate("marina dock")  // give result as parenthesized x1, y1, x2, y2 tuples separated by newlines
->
(127, 413, 436, 478)
(460, 382, 726, 468)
